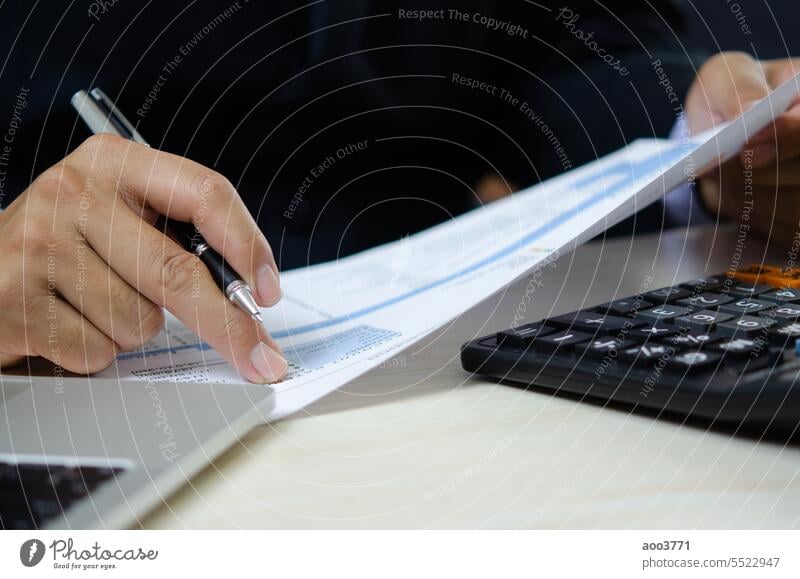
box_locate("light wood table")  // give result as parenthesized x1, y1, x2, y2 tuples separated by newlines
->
(143, 225, 800, 529)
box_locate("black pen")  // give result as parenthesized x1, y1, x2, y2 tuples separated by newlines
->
(71, 88, 264, 323)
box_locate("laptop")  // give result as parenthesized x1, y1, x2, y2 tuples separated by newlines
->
(0, 373, 273, 529)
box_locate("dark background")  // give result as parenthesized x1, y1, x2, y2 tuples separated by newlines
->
(685, 1, 800, 59)
(2, 2, 800, 268)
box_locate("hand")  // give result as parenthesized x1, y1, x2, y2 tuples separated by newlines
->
(0, 135, 287, 382)
(686, 52, 800, 247)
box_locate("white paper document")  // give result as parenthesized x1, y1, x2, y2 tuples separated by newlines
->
(90, 72, 800, 420)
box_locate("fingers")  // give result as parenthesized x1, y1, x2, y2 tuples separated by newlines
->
(715, 153, 795, 187)
(26, 294, 117, 375)
(742, 104, 800, 169)
(763, 58, 800, 87)
(687, 52, 769, 133)
(709, 52, 771, 120)
(53, 243, 165, 351)
(66, 135, 280, 307)
(741, 59, 800, 165)
(84, 201, 287, 383)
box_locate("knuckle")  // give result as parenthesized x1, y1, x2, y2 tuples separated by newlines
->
(4, 216, 34, 254)
(160, 250, 200, 297)
(31, 163, 87, 203)
(76, 133, 126, 161)
(190, 171, 235, 214)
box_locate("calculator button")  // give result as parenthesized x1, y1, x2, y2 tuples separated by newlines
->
(663, 331, 723, 347)
(758, 304, 800, 320)
(534, 330, 593, 353)
(718, 298, 775, 315)
(643, 287, 692, 303)
(638, 305, 691, 323)
(677, 292, 734, 310)
(674, 310, 734, 330)
(767, 322, 800, 346)
(666, 351, 722, 372)
(712, 338, 767, 359)
(759, 288, 800, 303)
(728, 283, 773, 297)
(575, 338, 637, 358)
(679, 276, 726, 292)
(628, 324, 679, 341)
(735, 264, 800, 288)
(763, 268, 800, 288)
(718, 316, 778, 336)
(620, 344, 676, 365)
(733, 264, 782, 283)
(547, 312, 643, 333)
(596, 299, 653, 316)
(496, 324, 555, 347)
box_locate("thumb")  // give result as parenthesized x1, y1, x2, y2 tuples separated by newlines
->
(707, 52, 770, 121)
(688, 52, 769, 134)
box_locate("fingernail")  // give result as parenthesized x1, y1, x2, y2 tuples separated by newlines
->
(250, 342, 287, 383)
(751, 144, 777, 168)
(256, 265, 282, 306)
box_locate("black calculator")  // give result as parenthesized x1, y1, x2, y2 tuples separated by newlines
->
(461, 265, 800, 435)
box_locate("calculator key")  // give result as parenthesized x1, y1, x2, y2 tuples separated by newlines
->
(717, 315, 778, 336)
(733, 264, 782, 283)
(733, 264, 800, 289)
(759, 288, 800, 303)
(679, 275, 727, 292)
(666, 351, 722, 372)
(643, 287, 692, 303)
(758, 304, 800, 320)
(596, 298, 653, 316)
(534, 330, 593, 353)
(638, 305, 691, 323)
(663, 331, 723, 348)
(620, 344, 676, 365)
(629, 324, 679, 341)
(677, 292, 734, 311)
(765, 270, 800, 288)
(547, 312, 643, 333)
(674, 309, 734, 330)
(767, 322, 800, 346)
(728, 283, 773, 297)
(575, 338, 637, 359)
(496, 324, 555, 347)
(712, 337, 767, 359)
(718, 298, 775, 315)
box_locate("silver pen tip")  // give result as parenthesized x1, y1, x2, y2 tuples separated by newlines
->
(226, 281, 264, 323)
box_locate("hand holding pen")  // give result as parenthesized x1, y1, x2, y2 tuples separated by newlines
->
(0, 89, 287, 383)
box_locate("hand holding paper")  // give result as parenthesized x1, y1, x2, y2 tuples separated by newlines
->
(687, 52, 800, 244)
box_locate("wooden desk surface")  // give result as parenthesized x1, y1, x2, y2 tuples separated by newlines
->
(143, 225, 800, 529)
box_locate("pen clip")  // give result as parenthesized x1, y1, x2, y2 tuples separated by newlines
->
(71, 87, 149, 146)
